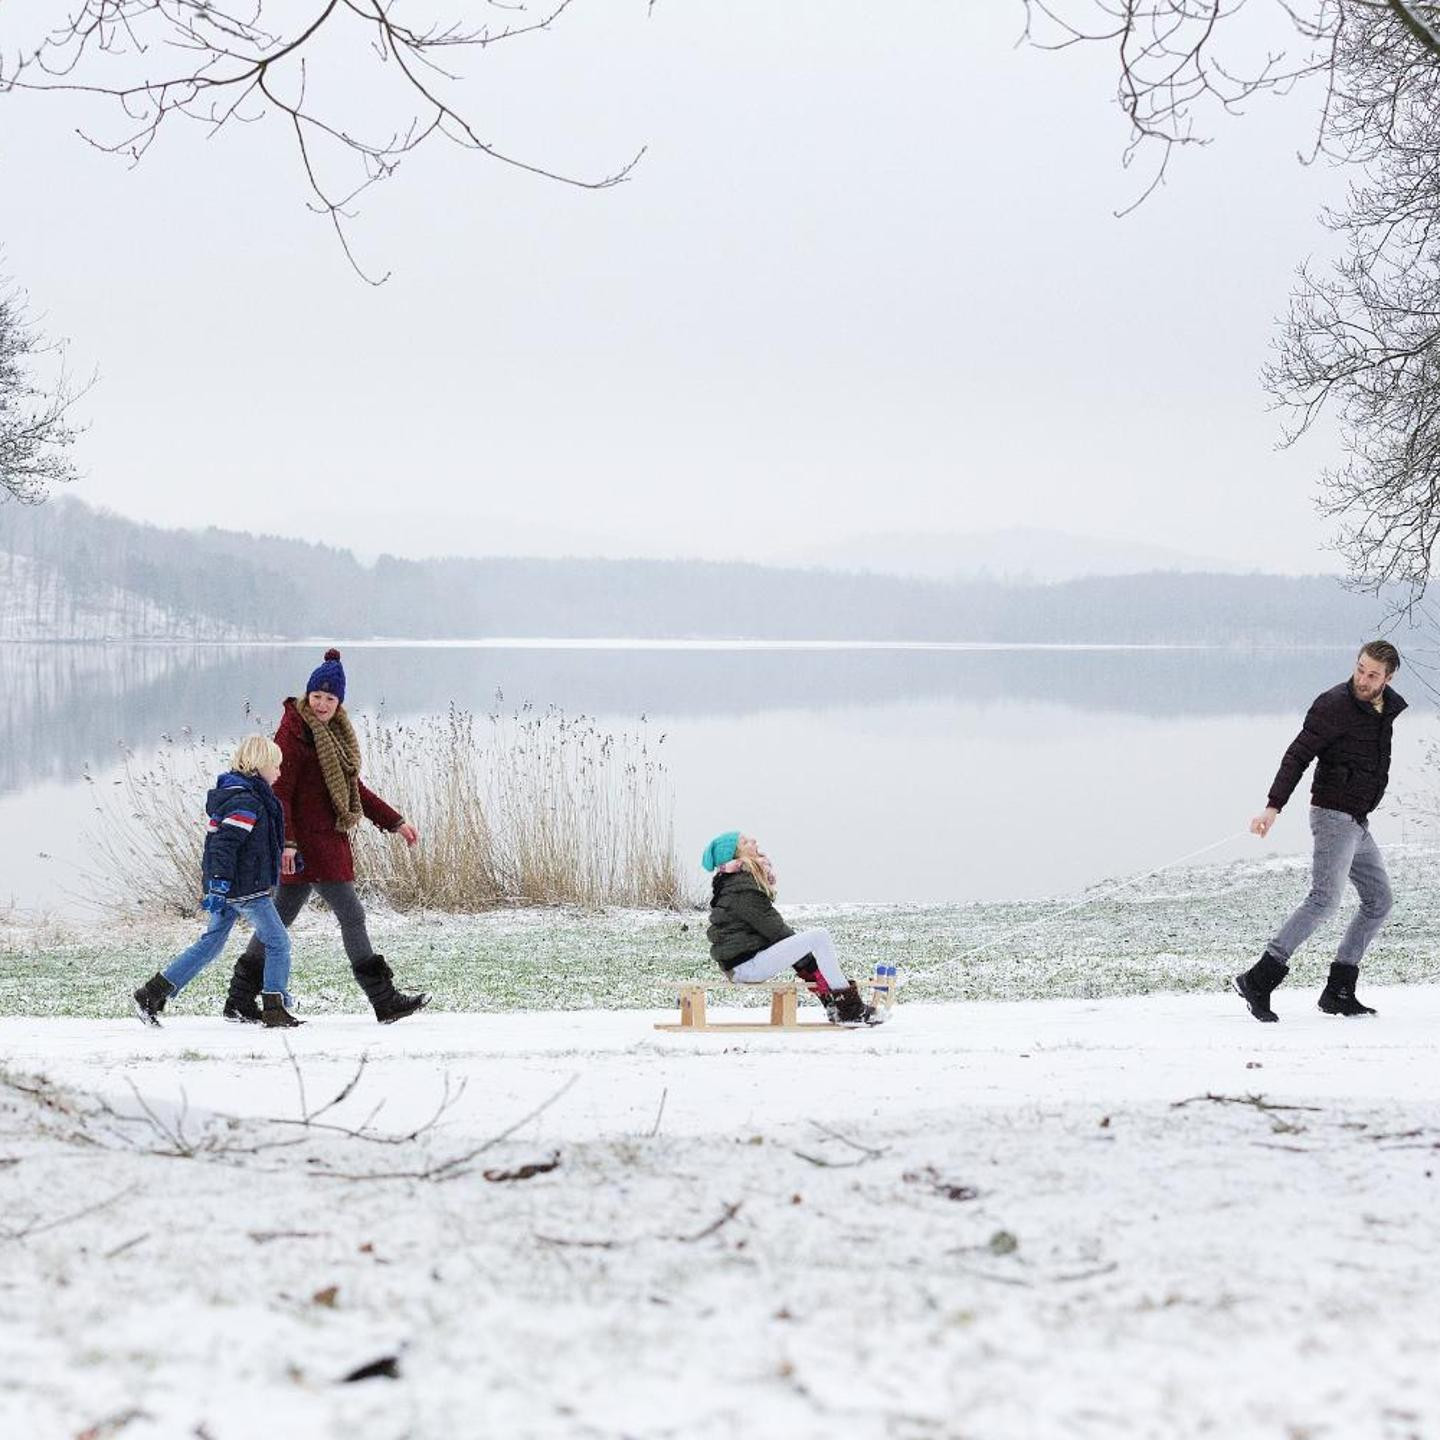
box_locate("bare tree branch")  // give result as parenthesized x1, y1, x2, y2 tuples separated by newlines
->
(0, 2, 646, 280)
(0, 269, 88, 504)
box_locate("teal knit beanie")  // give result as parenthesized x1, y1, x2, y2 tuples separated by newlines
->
(701, 831, 742, 872)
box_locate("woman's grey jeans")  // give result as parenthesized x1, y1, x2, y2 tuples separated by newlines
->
(1268, 805, 1393, 969)
(240, 880, 375, 966)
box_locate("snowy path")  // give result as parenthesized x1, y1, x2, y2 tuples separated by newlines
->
(3, 989, 1439, 1439)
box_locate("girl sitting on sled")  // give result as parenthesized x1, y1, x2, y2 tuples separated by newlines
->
(702, 831, 882, 1026)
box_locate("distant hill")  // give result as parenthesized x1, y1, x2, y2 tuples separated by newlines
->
(0, 545, 265, 641)
(800, 525, 1254, 582)
(0, 497, 1398, 645)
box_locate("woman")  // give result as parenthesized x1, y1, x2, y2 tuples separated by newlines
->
(223, 648, 429, 1025)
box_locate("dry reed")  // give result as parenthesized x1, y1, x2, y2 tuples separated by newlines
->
(83, 707, 695, 916)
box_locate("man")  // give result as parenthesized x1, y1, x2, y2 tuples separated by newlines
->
(1235, 640, 1406, 1022)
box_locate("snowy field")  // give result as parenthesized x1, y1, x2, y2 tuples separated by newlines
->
(3, 993, 1439, 1440)
(3, 853, 1439, 1439)
(5, 849, 1440, 1019)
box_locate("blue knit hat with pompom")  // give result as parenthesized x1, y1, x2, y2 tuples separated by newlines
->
(306, 647, 346, 703)
(701, 831, 741, 872)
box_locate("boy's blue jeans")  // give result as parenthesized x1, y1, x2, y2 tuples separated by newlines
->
(162, 893, 292, 1000)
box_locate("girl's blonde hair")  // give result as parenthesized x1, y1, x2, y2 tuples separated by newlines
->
(232, 735, 283, 775)
(739, 854, 775, 898)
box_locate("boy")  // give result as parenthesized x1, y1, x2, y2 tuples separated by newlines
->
(132, 735, 301, 1028)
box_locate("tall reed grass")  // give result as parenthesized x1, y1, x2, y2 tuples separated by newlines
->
(84, 706, 695, 916)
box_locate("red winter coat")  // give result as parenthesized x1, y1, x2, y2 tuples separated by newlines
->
(270, 698, 403, 885)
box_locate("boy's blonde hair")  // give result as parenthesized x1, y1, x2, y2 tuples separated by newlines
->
(232, 735, 283, 775)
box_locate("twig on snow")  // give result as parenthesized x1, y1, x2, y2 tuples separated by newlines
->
(483, 1153, 560, 1183)
(538, 1199, 744, 1251)
(1054, 1261, 1120, 1283)
(0, 1183, 141, 1244)
(791, 1149, 873, 1169)
(1170, 1093, 1323, 1114)
(535, 1231, 621, 1250)
(74, 1408, 152, 1440)
(313, 1073, 579, 1182)
(103, 1232, 150, 1260)
(807, 1120, 887, 1158)
(664, 1200, 743, 1244)
(949, 1263, 1032, 1288)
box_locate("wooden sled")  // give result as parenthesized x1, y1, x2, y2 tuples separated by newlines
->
(654, 979, 830, 1033)
(654, 970, 898, 1034)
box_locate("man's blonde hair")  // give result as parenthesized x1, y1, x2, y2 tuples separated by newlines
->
(232, 735, 283, 775)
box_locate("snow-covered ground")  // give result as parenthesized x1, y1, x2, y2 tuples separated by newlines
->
(3, 987, 1439, 1440)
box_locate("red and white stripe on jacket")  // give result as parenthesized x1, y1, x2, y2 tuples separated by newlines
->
(206, 810, 258, 834)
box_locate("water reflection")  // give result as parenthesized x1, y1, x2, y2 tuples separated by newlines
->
(0, 642, 1358, 796)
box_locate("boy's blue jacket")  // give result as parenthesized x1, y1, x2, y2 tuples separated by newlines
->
(201, 771, 284, 900)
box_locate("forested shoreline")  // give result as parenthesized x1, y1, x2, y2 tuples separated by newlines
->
(0, 497, 1398, 644)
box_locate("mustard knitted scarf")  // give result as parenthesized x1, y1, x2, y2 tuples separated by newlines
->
(298, 698, 363, 833)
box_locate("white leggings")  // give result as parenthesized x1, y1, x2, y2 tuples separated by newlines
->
(727, 928, 848, 991)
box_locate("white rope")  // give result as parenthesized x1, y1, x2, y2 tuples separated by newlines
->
(955, 829, 1253, 963)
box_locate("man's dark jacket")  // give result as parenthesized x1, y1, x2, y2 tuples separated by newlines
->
(1267, 680, 1407, 822)
(706, 871, 795, 970)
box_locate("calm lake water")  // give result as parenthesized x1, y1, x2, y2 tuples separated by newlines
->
(1, 641, 1432, 914)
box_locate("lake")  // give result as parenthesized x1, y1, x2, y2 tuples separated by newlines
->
(1, 641, 1431, 914)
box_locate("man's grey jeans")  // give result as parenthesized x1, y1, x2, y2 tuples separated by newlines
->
(1268, 805, 1393, 969)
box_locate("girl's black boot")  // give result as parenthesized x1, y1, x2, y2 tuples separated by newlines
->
(823, 982, 877, 1027)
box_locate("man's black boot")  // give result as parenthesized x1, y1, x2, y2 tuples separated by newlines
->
(1318, 961, 1377, 1017)
(1234, 952, 1288, 1023)
(133, 972, 176, 1028)
(352, 954, 430, 1025)
(223, 951, 264, 1024)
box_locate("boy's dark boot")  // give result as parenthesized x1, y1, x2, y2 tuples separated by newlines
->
(133, 973, 175, 1029)
(260, 992, 304, 1028)
(823, 982, 877, 1027)
(1318, 961, 1377, 1017)
(352, 955, 429, 1025)
(1234, 952, 1288, 1023)
(223, 951, 264, 1024)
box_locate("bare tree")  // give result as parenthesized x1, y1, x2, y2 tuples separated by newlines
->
(1024, 2, 1440, 601)
(0, 274, 85, 505)
(1268, 7, 1440, 602)
(0, 2, 646, 282)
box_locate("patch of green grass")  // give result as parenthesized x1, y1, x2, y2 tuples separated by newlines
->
(5, 850, 1439, 1018)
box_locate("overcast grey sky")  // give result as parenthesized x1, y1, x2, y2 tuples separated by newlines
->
(1, 2, 1349, 572)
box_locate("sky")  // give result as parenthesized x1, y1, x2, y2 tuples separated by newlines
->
(0, 1, 1352, 573)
